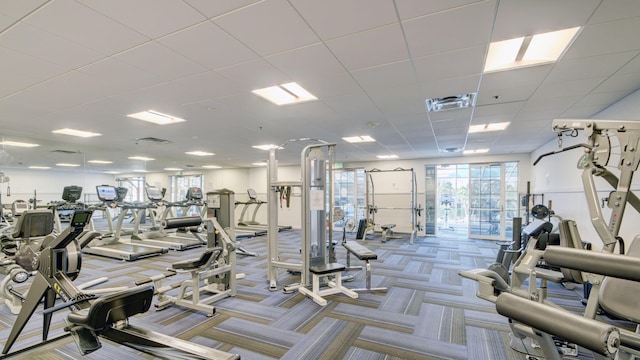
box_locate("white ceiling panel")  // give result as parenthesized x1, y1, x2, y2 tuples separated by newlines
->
(184, 0, 262, 19)
(266, 43, 347, 80)
(114, 42, 208, 83)
(0, 21, 104, 70)
(158, 21, 257, 70)
(291, 0, 396, 40)
(402, 1, 495, 59)
(395, 0, 485, 20)
(491, 0, 600, 41)
(413, 46, 486, 82)
(589, 0, 640, 24)
(564, 16, 640, 59)
(215, 58, 287, 90)
(24, 0, 149, 54)
(0, 1, 639, 170)
(80, 0, 207, 39)
(213, 0, 319, 57)
(325, 24, 409, 71)
(420, 75, 481, 100)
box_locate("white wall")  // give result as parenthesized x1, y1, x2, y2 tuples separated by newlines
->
(0, 168, 114, 206)
(530, 88, 640, 250)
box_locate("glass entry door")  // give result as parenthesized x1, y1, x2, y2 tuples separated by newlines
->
(468, 163, 518, 240)
(333, 169, 365, 232)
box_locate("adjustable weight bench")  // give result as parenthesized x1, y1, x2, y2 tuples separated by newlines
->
(380, 224, 400, 242)
(343, 241, 387, 292)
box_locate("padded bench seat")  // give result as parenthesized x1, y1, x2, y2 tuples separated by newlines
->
(299, 262, 357, 306)
(310, 263, 346, 275)
(343, 241, 377, 261)
(172, 248, 221, 270)
(342, 241, 387, 293)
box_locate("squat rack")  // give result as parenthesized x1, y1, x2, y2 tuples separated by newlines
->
(364, 167, 420, 244)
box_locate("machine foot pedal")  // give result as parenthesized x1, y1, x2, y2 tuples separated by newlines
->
(67, 325, 101, 355)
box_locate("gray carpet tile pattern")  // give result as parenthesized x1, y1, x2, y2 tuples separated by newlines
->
(0, 229, 598, 359)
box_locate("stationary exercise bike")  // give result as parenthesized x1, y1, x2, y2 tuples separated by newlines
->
(2, 210, 239, 360)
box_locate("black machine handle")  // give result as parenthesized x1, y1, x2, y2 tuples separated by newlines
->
(533, 143, 591, 166)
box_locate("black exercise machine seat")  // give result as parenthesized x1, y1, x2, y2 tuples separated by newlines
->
(171, 248, 221, 271)
(309, 263, 346, 275)
(67, 285, 154, 331)
(343, 241, 377, 261)
(11, 209, 54, 239)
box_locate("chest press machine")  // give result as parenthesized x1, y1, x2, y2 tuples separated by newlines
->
(135, 215, 238, 317)
(460, 119, 640, 359)
(2, 210, 240, 360)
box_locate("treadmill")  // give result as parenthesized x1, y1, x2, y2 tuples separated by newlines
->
(236, 188, 290, 233)
(128, 186, 204, 251)
(82, 185, 168, 261)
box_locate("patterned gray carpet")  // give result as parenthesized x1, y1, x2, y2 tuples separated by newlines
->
(0, 229, 590, 359)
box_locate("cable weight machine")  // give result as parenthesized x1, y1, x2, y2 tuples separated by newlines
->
(361, 167, 421, 244)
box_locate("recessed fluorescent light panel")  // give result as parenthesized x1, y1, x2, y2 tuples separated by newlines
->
(426, 93, 476, 112)
(484, 27, 580, 72)
(127, 110, 185, 125)
(56, 163, 80, 167)
(128, 156, 155, 161)
(463, 149, 490, 155)
(252, 82, 317, 106)
(0, 140, 39, 148)
(342, 136, 376, 143)
(133, 169, 148, 173)
(52, 128, 102, 138)
(468, 122, 510, 133)
(252, 144, 282, 151)
(164, 167, 182, 171)
(103, 171, 121, 174)
(202, 165, 221, 169)
(376, 155, 399, 159)
(29, 166, 50, 169)
(88, 160, 113, 164)
(252, 162, 267, 166)
(185, 151, 215, 156)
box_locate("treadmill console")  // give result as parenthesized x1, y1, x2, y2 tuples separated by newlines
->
(186, 187, 203, 201)
(146, 187, 164, 201)
(96, 185, 119, 202)
(247, 188, 257, 201)
(62, 185, 83, 203)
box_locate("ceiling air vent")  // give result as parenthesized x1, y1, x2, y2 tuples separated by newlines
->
(439, 147, 463, 153)
(426, 93, 476, 112)
(134, 137, 172, 145)
(51, 149, 82, 154)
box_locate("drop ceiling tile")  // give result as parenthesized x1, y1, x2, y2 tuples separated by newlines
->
(291, 0, 396, 40)
(266, 43, 345, 79)
(480, 65, 553, 91)
(351, 60, 417, 90)
(175, 71, 245, 101)
(114, 42, 208, 83)
(184, 0, 262, 19)
(547, 51, 638, 82)
(215, 58, 287, 90)
(589, 0, 640, 24)
(402, 1, 494, 58)
(592, 72, 640, 94)
(0, 21, 105, 69)
(395, 0, 484, 20)
(81, 0, 207, 39)
(325, 23, 409, 71)
(491, 0, 599, 41)
(76, 57, 162, 94)
(535, 77, 607, 99)
(564, 17, 640, 59)
(0, 0, 48, 19)
(25, 0, 149, 54)
(213, 0, 319, 56)
(413, 46, 485, 82)
(158, 21, 257, 70)
(420, 75, 481, 100)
